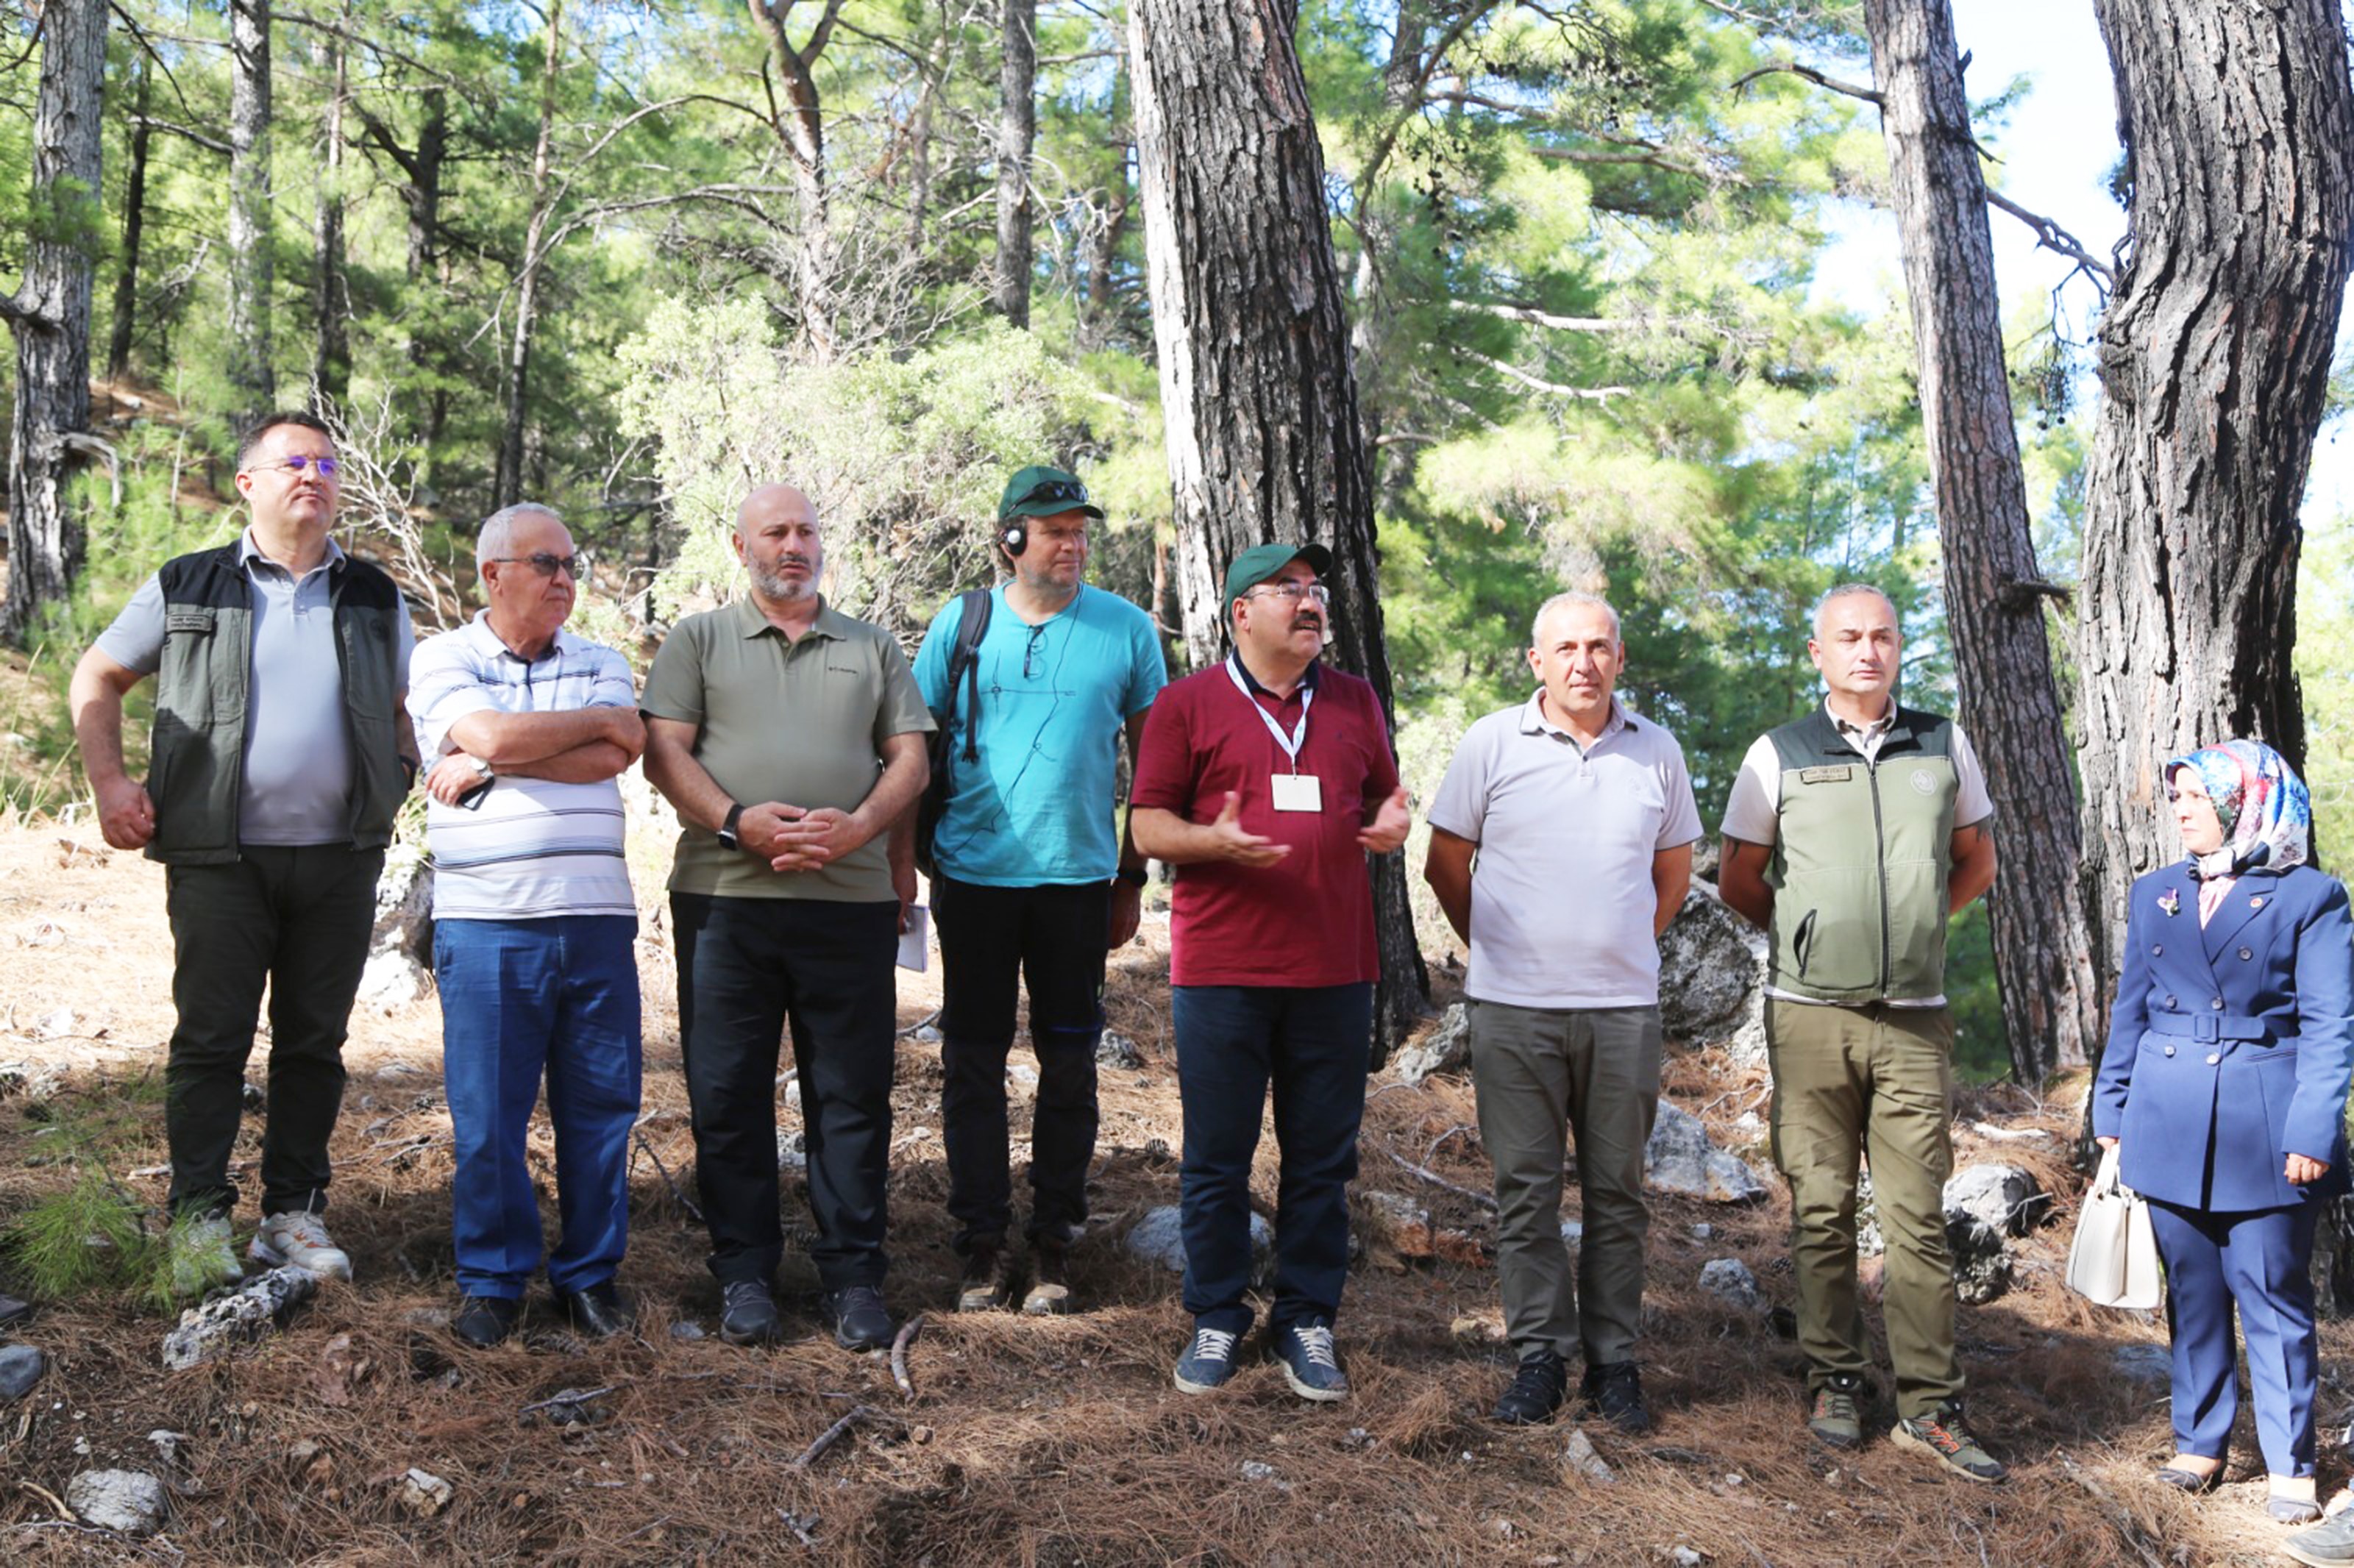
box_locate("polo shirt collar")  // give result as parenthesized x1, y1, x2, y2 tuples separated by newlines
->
(731, 594, 848, 641)
(1826, 696, 1896, 746)
(1228, 649, 1320, 699)
(1520, 689, 1632, 741)
(462, 607, 583, 666)
(237, 528, 346, 577)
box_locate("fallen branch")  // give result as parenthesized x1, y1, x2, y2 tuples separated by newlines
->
(778, 1508, 822, 1549)
(890, 1314, 924, 1400)
(895, 1008, 942, 1040)
(791, 1404, 873, 1469)
(634, 1133, 705, 1224)
(2056, 1456, 2169, 1568)
(519, 1383, 620, 1416)
(16, 1478, 73, 1520)
(1385, 1148, 1498, 1211)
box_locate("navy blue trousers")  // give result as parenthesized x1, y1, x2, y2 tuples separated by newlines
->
(1173, 983, 1371, 1336)
(2149, 1196, 2322, 1477)
(434, 915, 642, 1299)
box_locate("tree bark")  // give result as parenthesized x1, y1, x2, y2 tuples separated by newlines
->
(309, 13, 352, 410)
(749, 0, 844, 361)
(1861, 0, 2101, 1083)
(497, 0, 564, 510)
(1128, 0, 1429, 1055)
(2076, 0, 2354, 972)
(106, 52, 152, 382)
(993, 0, 1036, 327)
(227, 0, 276, 416)
(1, 0, 107, 643)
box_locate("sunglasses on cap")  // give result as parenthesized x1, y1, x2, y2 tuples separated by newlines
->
(1014, 478, 1090, 509)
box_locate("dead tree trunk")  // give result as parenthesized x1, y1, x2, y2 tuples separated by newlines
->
(227, 0, 276, 415)
(106, 52, 152, 381)
(1861, 0, 2101, 1084)
(309, 12, 351, 410)
(497, 0, 563, 510)
(2076, 0, 2354, 969)
(992, 0, 1036, 327)
(1, 0, 107, 643)
(749, 0, 845, 361)
(1128, 0, 1429, 1056)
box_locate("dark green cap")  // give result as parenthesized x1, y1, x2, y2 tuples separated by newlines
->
(998, 464, 1104, 521)
(1222, 541, 1334, 610)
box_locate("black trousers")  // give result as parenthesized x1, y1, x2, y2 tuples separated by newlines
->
(933, 874, 1108, 1256)
(672, 894, 898, 1290)
(163, 845, 384, 1218)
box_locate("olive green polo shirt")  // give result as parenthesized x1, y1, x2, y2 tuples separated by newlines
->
(642, 596, 934, 902)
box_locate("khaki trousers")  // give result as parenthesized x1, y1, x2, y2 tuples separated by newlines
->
(1468, 1000, 1660, 1366)
(1765, 998, 1962, 1421)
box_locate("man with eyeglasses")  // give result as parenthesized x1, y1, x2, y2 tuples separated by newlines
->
(1130, 544, 1412, 1403)
(641, 484, 933, 1353)
(405, 504, 646, 1347)
(912, 465, 1166, 1316)
(70, 410, 419, 1295)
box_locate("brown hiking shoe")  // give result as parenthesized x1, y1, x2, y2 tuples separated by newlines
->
(1020, 1243, 1073, 1316)
(957, 1245, 1014, 1313)
(1893, 1405, 2008, 1483)
(1807, 1374, 1865, 1449)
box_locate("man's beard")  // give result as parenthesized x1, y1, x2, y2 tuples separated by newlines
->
(750, 557, 817, 601)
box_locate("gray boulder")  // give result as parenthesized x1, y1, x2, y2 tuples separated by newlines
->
(67, 1469, 168, 1536)
(2112, 1343, 2171, 1386)
(1657, 887, 1761, 1040)
(1698, 1258, 1762, 1312)
(1096, 1032, 1143, 1070)
(1644, 1102, 1768, 1203)
(0, 1343, 43, 1400)
(1392, 1004, 1471, 1087)
(1127, 1205, 1276, 1288)
(161, 1265, 321, 1370)
(1944, 1163, 2047, 1239)
(357, 841, 434, 1010)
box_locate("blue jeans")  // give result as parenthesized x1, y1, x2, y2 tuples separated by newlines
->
(433, 916, 642, 1299)
(1173, 983, 1372, 1336)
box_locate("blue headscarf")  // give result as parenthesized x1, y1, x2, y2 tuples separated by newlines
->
(2165, 738, 2311, 879)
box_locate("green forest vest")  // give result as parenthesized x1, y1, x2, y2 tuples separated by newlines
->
(1764, 705, 1960, 1002)
(144, 544, 408, 866)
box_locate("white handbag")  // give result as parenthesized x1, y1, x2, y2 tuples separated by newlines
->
(2066, 1144, 2163, 1309)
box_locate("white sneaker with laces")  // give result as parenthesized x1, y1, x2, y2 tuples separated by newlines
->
(248, 1211, 353, 1281)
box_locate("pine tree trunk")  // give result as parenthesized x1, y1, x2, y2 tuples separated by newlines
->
(1128, 0, 1429, 1057)
(309, 17, 351, 411)
(497, 1, 563, 510)
(750, 0, 843, 361)
(1861, 0, 2102, 1083)
(227, 0, 275, 416)
(1, 0, 107, 644)
(2075, 0, 2354, 975)
(993, 0, 1036, 327)
(106, 54, 152, 382)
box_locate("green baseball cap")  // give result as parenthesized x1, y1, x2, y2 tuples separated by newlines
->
(1222, 541, 1334, 609)
(998, 464, 1105, 521)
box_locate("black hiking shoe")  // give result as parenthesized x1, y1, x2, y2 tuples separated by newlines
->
(1582, 1360, 1652, 1433)
(1491, 1350, 1570, 1425)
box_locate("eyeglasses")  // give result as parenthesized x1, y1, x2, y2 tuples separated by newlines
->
(1014, 478, 1089, 510)
(245, 454, 340, 480)
(1248, 580, 1331, 605)
(489, 552, 586, 580)
(1023, 623, 1050, 679)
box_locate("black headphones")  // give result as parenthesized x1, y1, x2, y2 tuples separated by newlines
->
(1000, 520, 1028, 559)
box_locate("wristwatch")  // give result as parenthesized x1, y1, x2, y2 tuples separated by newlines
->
(716, 802, 746, 852)
(1114, 866, 1148, 888)
(465, 755, 494, 783)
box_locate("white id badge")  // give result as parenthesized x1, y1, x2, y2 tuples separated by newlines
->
(1271, 773, 1323, 813)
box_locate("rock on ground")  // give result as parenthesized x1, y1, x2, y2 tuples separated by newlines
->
(2112, 1343, 2170, 1386)
(1697, 1258, 1762, 1312)
(358, 840, 434, 1010)
(0, 1343, 44, 1400)
(1944, 1163, 2047, 1239)
(1643, 1102, 1768, 1203)
(1096, 1031, 1143, 1069)
(160, 1265, 321, 1370)
(1127, 1205, 1275, 1287)
(1656, 886, 1762, 1042)
(66, 1469, 168, 1536)
(1562, 1429, 1615, 1484)
(1391, 1004, 1470, 1087)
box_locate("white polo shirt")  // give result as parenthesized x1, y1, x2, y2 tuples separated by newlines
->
(1427, 692, 1703, 1009)
(406, 613, 636, 921)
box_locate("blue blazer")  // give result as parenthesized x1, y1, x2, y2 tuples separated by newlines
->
(2093, 862, 2354, 1211)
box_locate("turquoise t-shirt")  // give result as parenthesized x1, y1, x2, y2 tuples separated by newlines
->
(914, 584, 1167, 885)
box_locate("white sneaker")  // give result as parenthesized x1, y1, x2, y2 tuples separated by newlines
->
(248, 1211, 353, 1281)
(167, 1213, 244, 1298)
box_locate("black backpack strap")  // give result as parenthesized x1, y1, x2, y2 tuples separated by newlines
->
(946, 588, 992, 763)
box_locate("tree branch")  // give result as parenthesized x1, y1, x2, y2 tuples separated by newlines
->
(1730, 61, 1882, 105)
(1985, 189, 2118, 288)
(1459, 349, 1634, 402)
(131, 114, 231, 154)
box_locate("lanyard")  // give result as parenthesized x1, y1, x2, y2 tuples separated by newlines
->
(1226, 655, 1312, 772)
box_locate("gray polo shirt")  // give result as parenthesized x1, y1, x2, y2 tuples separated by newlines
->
(1427, 692, 1703, 1009)
(641, 596, 933, 902)
(96, 531, 416, 847)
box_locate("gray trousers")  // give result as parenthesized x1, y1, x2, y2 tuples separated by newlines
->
(1468, 999, 1662, 1365)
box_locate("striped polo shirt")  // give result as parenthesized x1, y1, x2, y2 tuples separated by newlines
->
(407, 612, 636, 921)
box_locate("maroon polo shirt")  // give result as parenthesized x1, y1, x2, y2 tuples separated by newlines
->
(1130, 657, 1399, 988)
